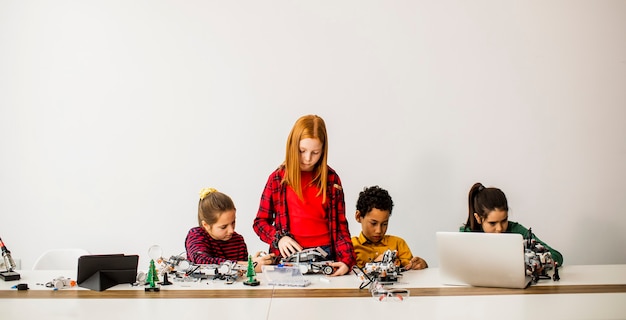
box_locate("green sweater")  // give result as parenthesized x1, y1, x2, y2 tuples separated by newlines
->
(460, 221, 563, 266)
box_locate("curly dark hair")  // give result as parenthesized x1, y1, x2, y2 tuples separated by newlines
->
(356, 185, 394, 218)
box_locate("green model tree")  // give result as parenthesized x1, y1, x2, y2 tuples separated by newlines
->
(243, 255, 260, 286)
(145, 259, 161, 291)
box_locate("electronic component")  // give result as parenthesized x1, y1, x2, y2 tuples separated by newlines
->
(0, 237, 20, 281)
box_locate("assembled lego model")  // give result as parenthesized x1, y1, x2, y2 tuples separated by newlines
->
(362, 249, 402, 282)
(279, 247, 335, 275)
(148, 249, 246, 285)
(139, 251, 195, 284)
(524, 228, 560, 283)
(352, 249, 403, 290)
(352, 250, 409, 302)
(177, 260, 246, 284)
(159, 253, 190, 274)
(212, 261, 247, 284)
(44, 276, 76, 289)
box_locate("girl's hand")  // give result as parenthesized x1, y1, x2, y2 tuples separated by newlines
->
(405, 256, 428, 270)
(328, 261, 349, 276)
(277, 236, 302, 258)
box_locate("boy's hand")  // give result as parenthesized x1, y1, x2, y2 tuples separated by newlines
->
(405, 256, 428, 270)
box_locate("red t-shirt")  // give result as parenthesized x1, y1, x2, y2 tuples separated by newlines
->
(286, 171, 330, 248)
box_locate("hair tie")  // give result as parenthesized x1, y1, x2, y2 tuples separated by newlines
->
(199, 187, 218, 200)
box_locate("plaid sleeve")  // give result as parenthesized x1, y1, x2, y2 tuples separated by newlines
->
(253, 168, 286, 255)
(253, 173, 277, 244)
(328, 170, 356, 268)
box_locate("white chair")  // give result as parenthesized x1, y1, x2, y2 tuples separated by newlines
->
(32, 248, 91, 270)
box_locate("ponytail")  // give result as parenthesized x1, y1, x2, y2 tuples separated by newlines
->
(466, 182, 508, 231)
(466, 183, 485, 231)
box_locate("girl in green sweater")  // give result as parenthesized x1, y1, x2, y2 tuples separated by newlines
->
(460, 182, 563, 266)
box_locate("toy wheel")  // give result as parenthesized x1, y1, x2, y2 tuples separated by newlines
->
(322, 265, 333, 275)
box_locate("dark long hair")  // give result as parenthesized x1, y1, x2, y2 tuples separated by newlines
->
(465, 182, 508, 231)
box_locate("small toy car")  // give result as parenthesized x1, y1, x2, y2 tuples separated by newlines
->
(280, 247, 335, 275)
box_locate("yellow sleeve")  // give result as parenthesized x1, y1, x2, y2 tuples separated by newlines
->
(393, 236, 414, 268)
(351, 236, 372, 268)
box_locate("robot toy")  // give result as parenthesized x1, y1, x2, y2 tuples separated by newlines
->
(362, 249, 402, 282)
(156, 253, 246, 285)
(183, 261, 246, 284)
(211, 261, 246, 284)
(352, 249, 403, 290)
(524, 228, 560, 283)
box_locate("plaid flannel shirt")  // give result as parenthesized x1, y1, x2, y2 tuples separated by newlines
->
(253, 166, 356, 268)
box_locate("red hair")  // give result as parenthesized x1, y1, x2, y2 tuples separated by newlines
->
(283, 115, 329, 203)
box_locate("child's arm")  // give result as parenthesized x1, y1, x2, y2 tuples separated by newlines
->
(395, 237, 428, 270)
(237, 251, 276, 273)
(277, 236, 303, 258)
(531, 234, 564, 266)
(329, 176, 356, 271)
(252, 174, 276, 245)
(328, 261, 350, 277)
(510, 222, 564, 266)
(404, 256, 428, 270)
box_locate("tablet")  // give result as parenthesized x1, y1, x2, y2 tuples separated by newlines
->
(77, 254, 139, 291)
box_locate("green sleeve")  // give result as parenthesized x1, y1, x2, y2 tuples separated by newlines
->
(509, 222, 564, 266)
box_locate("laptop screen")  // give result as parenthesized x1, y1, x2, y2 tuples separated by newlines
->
(436, 232, 530, 289)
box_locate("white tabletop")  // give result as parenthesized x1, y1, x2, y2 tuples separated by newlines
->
(269, 293, 626, 320)
(1, 264, 625, 291)
(1, 265, 625, 320)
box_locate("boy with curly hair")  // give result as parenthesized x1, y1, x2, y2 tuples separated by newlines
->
(352, 186, 427, 270)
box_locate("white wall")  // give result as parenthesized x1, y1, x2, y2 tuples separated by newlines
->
(1, 0, 625, 270)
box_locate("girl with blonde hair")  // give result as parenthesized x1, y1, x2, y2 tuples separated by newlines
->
(185, 188, 274, 272)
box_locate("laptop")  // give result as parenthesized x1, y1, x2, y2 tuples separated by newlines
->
(436, 231, 531, 289)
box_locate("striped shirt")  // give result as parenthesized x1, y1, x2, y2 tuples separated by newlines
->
(185, 227, 248, 264)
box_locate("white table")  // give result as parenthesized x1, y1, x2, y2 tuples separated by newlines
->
(1, 265, 624, 320)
